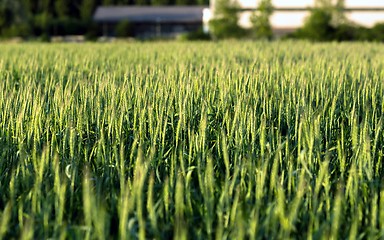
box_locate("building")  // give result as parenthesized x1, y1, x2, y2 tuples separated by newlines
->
(93, 6, 208, 38)
(206, 0, 384, 34)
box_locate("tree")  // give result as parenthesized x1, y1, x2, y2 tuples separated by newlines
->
(333, 0, 349, 26)
(55, 0, 69, 19)
(135, 0, 148, 6)
(80, 0, 95, 21)
(302, 9, 334, 41)
(0, 0, 32, 37)
(208, 0, 246, 39)
(290, 0, 345, 41)
(102, 0, 114, 5)
(250, 0, 273, 40)
(295, 8, 334, 41)
(314, 0, 332, 8)
(196, 0, 207, 6)
(151, 0, 169, 6)
(35, 0, 52, 37)
(0, 0, 15, 31)
(176, 0, 193, 6)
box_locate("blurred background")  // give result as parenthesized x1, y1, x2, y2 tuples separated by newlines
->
(0, 0, 383, 41)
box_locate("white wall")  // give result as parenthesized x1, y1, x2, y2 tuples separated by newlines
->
(206, 0, 384, 29)
(238, 0, 384, 9)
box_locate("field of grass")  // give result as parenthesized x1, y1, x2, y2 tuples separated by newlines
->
(0, 41, 384, 239)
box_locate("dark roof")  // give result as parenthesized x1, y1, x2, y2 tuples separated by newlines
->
(93, 6, 208, 23)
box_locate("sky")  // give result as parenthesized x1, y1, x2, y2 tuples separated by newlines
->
(234, 0, 384, 28)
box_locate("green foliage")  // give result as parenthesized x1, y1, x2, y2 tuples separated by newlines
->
(84, 22, 99, 41)
(209, 19, 247, 39)
(352, 23, 384, 42)
(314, 0, 333, 8)
(0, 0, 31, 37)
(176, 0, 193, 6)
(80, 0, 95, 21)
(51, 18, 86, 36)
(151, 0, 169, 6)
(332, 0, 347, 26)
(115, 20, 132, 37)
(290, 9, 384, 43)
(333, 23, 358, 41)
(1, 22, 32, 38)
(288, 0, 384, 42)
(54, 0, 69, 19)
(33, 12, 51, 30)
(1, 42, 384, 238)
(289, 0, 341, 41)
(178, 28, 211, 41)
(135, 0, 149, 6)
(250, 0, 273, 40)
(209, 0, 246, 39)
(294, 8, 335, 41)
(370, 23, 384, 42)
(31, 11, 54, 38)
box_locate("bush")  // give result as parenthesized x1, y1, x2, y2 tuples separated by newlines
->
(333, 23, 358, 41)
(115, 20, 132, 38)
(39, 33, 51, 42)
(295, 9, 335, 41)
(354, 26, 373, 41)
(209, 19, 247, 39)
(178, 29, 211, 41)
(52, 18, 87, 36)
(1, 23, 32, 39)
(85, 22, 99, 41)
(336, 23, 384, 42)
(370, 23, 384, 42)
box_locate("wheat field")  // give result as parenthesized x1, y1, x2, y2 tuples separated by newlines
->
(0, 41, 384, 239)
